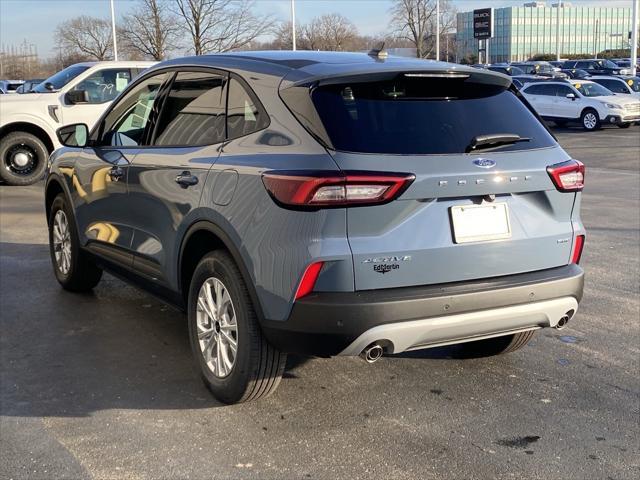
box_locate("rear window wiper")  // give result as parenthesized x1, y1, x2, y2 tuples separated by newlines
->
(465, 133, 530, 153)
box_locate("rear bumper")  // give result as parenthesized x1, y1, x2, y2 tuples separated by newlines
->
(261, 264, 584, 357)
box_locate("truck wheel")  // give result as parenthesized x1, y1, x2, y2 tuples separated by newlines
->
(188, 251, 286, 404)
(0, 131, 49, 185)
(458, 330, 537, 357)
(48, 194, 103, 291)
(580, 109, 601, 131)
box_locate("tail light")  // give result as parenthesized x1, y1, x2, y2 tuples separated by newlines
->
(547, 160, 585, 192)
(294, 262, 324, 300)
(262, 171, 415, 209)
(571, 234, 585, 264)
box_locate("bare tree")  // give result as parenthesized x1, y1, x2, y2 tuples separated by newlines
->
(54, 16, 113, 61)
(120, 0, 179, 60)
(389, 0, 455, 59)
(302, 13, 358, 51)
(173, 0, 275, 54)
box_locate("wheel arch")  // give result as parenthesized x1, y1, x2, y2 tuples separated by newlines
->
(0, 121, 55, 153)
(178, 220, 265, 322)
(44, 174, 71, 225)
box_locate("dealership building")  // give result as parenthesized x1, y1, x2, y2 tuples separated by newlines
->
(456, 2, 635, 63)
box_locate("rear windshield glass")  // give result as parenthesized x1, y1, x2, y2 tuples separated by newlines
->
(310, 76, 555, 154)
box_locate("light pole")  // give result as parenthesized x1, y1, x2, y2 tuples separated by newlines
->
(436, 0, 440, 61)
(291, 0, 297, 51)
(555, 0, 562, 61)
(110, 0, 118, 61)
(632, 0, 638, 76)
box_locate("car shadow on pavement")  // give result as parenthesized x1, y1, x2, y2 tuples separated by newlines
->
(0, 242, 312, 417)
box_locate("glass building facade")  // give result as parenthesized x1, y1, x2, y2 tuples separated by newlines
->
(457, 4, 634, 63)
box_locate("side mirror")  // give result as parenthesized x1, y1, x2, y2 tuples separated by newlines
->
(566, 93, 576, 100)
(44, 82, 55, 91)
(57, 123, 89, 148)
(65, 89, 89, 104)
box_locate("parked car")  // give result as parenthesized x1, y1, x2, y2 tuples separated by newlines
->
(45, 51, 586, 404)
(588, 75, 640, 98)
(520, 79, 640, 130)
(15, 78, 45, 94)
(560, 68, 591, 80)
(561, 59, 630, 76)
(511, 75, 566, 89)
(0, 80, 24, 93)
(512, 62, 568, 79)
(487, 65, 525, 76)
(549, 61, 564, 70)
(0, 61, 154, 185)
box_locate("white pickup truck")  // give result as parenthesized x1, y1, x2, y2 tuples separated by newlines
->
(0, 61, 155, 185)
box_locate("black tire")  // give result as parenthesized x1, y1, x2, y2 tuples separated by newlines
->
(48, 194, 102, 291)
(617, 123, 631, 129)
(187, 251, 286, 404)
(0, 131, 49, 186)
(458, 330, 537, 358)
(580, 109, 601, 131)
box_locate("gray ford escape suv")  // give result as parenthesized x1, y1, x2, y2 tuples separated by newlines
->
(45, 51, 585, 404)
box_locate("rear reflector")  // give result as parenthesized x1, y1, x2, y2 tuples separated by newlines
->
(295, 262, 324, 300)
(262, 171, 415, 208)
(571, 234, 585, 264)
(547, 160, 585, 192)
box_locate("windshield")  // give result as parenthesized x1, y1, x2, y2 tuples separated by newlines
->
(574, 82, 613, 97)
(34, 65, 90, 93)
(625, 77, 640, 92)
(596, 59, 618, 69)
(307, 76, 555, 154)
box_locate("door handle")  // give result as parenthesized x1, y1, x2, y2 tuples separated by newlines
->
(175, 171, 199, 188)
(108, 166, 125, 181)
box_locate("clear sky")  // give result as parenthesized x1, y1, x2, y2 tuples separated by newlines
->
(0, 0, 634, 58)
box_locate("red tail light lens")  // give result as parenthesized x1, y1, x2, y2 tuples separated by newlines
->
(262, 171, 415, 208)
(547, 160, 585, 192)
(571, 234, 585, 264)
(295, 262, 324, 300)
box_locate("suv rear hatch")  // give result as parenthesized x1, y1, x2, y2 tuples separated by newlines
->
(281, 69, 580, 291)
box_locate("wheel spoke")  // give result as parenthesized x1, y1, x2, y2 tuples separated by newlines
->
(220, 330, 237, 354)
(204, 282, 217, 320)
(216, 338, 224, 376)
(197, 296, 215, 321)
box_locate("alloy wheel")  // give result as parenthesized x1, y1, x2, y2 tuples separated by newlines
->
(52, 210, 72, 275)
(196, 277, 238, 378)
(583, 113, 597, 130)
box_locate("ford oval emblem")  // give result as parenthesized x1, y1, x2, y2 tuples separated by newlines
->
(473, 158, 496, 168)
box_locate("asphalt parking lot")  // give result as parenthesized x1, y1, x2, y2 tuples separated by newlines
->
(1, 125, 638, 480)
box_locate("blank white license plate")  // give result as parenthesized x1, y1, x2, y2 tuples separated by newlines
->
(450, 203, 511, 244)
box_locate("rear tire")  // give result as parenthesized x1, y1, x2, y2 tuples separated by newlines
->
(187, 251, 286, 404)
(580, 109, 601, 131)
(458, 330, 537, 357)
(48, 194, 103, 291)
(0, 131, 49, 185)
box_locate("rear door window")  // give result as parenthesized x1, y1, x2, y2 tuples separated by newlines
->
(153, 71, 227, 147)
(309, 76, 555, 154)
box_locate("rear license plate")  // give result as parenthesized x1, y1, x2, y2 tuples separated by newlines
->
(450, 203, 511, 244)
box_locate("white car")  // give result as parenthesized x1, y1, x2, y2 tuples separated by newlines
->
(0, 61, 155, 185)
(588, 76, 640, 99)
(521, 79, 640, 131)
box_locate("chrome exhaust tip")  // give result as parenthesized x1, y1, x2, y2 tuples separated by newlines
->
(555, 310, 574, 330)
(360, 343, 384, 364)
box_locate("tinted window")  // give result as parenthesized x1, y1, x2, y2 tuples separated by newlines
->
(73, 68, 132, 104)
(153, 72, 227, 146)
(34, 65, 90, 93)
(525, 84, 555, 95)
(595, 79, 627, 93)
(576, 61, 592, 69)
(555, 85, 574, 96)
(99, 73, 169, 147)
(310, 77, 555, 154)
(227, 77, 268, 139)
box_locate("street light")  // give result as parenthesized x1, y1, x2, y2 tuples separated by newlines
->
(436, 0, 440, 61)
(632, 0, 638, 76)
(555, 0, 562, 61)
(291, 0, 297, 51)
(110, 0, 118, 61)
